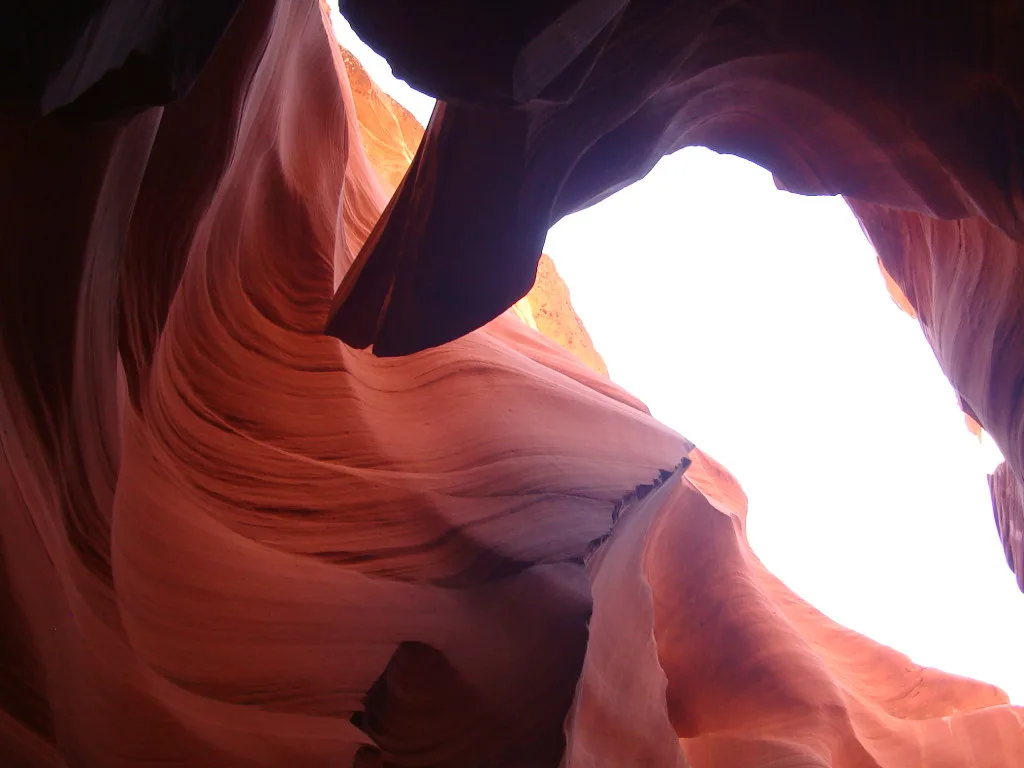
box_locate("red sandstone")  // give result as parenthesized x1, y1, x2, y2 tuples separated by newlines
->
(2, 1, 1023, 765)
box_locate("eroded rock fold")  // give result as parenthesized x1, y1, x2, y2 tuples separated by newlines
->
(1, 1, 1024, 765)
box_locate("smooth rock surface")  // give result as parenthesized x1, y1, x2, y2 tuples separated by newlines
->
(332, 0, 1024, 594)
(1, 1, 1023, 765)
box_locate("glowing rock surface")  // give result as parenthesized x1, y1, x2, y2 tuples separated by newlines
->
(1, 2, 1023, 765)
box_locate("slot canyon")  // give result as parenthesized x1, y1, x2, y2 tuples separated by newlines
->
(2, 1, 1024, 765)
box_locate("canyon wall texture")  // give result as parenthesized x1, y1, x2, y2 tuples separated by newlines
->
(332, 0, 1024, 596)
(1, 1, 1023, 766)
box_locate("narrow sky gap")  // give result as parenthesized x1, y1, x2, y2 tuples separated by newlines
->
(331, 11, 1023, 703)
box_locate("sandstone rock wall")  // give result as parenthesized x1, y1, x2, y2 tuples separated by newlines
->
(331, 0, 1024, 597)
(1, 2, 1023, 766)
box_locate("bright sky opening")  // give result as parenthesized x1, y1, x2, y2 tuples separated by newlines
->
(331, 11, 1023, 703)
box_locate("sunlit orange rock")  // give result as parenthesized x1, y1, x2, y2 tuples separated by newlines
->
(1, 1, 1023, 766)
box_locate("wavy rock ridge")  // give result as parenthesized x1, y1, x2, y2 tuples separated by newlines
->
(330, 0, 1024, 602)
(1, 1, 1023, 766)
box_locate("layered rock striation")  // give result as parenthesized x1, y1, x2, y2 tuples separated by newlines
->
(331, 0, 1024, 597)
(1, 1, 1023, 766)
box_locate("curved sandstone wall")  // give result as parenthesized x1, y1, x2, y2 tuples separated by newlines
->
(1, 2, 1023, 766)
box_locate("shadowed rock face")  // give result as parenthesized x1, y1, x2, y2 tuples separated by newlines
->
(339, 50, 608, 376)
(332, 0, 1024, 596)
(331, 0, 1024, 355)
(1, 1, 1023, 766)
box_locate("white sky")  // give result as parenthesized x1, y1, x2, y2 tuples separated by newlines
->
(331, 13, 1024, 703)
